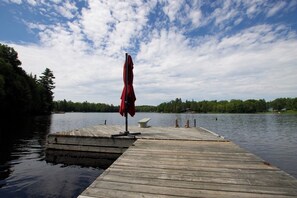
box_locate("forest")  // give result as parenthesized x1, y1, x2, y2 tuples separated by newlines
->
(0, 43, 55, 117)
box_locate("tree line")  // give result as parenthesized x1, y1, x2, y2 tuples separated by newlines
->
(53, 97, 297, 114)
(0, 43, 55, 117)
(156, 98, 297, 113)
(53, 100, 118, 112)
(53, 101, 158, 113)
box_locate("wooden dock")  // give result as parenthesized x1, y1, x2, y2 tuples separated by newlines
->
(46, 126, 297, 197)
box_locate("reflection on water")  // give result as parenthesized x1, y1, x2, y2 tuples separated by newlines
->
(0, 116, 103, 198)
(1, 113, 297, 197)
(1, 116, 50, 184)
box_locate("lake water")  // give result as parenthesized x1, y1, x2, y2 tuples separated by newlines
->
(1, 112, 297, 197)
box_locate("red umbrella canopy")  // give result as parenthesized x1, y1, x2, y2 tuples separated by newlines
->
(119, 55, 136, 117)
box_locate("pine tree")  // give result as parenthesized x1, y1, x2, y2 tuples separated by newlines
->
(39, 68, 55, 114)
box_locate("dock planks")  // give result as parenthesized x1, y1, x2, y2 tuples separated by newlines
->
(78, 138, 297, 198)
(48, 125, 223, 141)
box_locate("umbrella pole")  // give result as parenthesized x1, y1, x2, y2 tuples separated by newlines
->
(125, 53, 129, 133)
(125, 112, 128, 132)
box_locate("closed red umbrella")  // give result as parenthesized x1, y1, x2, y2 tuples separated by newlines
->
(119, 54, 136, 117)
(112, 53, 140, 137)
(113, 53, 142, 137)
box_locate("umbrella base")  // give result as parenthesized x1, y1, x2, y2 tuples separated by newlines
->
(111, 131, 141, 138)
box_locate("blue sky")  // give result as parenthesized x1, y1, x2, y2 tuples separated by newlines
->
(1, 0, 297, 105)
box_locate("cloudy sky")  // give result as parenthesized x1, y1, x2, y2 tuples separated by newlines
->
(1, 0, 297, 105)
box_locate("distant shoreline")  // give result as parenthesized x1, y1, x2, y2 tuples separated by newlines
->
(54, 98, 297, 114)
(51, 110, 297, 115)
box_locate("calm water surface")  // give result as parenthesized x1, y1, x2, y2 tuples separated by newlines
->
(0, 112, 296, 197)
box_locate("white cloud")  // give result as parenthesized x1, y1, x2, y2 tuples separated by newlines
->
(162, 1, 181, 22)
(189, 9, 202, 28)
(50, 0, 62, 3)
(26, 22, 47, 31)
(267, 1, 287, 17)
(54, 1, 78, 19)
(136, 24, 297, 103)
(79, 0, 112, 48)
(203, 0, 244, 32)
(245, 0, 265, 18)
(7, 0, 22, 4)
(27, 0, 37, 6)
(162, 0, 202, 30)
(2, 1, 297, 105)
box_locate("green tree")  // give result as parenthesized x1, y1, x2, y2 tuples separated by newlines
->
(271, 98, 287, 111)
(0, 44, 21, 68)
(256, 99, 267, 112)
(38, 68, 55, 114)
(0, 44, 32, 116)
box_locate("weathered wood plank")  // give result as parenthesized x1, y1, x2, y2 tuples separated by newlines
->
(80, 187, 180, 198)
(104, 165, 296, 182)
(102, 168, 297, 188)
(120, 152, 264, 163)
(133, 139, 239, 150)
(108, 164, 284, 178)
(115, 153, 277, 170)
(78, 195, 98, 198)
(84, 180, 296, 198)
(123, 148, 260, 160)
(100, 174, 297, 196)
(121, 153, 263, 163)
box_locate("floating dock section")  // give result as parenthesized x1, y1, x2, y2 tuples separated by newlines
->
(46, 125, 297, 197)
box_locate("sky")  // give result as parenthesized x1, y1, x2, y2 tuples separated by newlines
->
(1, 0, 297, 105)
